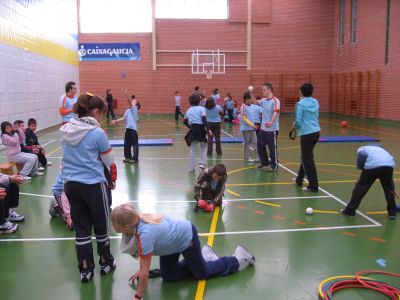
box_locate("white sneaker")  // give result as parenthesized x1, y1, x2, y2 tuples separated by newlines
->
(0, 221, 18, 234)
(199, 164, 206, 170)
(22, 176, 31, 181)
(233, 245, 255, 271)
(247, 158, 256, 163)
(7, 209, 25, 222)
(46, 162, 52, 166)
(202, 245, 219, 262)
(38, 167, 45, 172)
(32, 172, 43, 176)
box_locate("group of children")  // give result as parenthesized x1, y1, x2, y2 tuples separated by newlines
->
(0, 118, 51, 234)
(183, 83, 281, 175)
(1, 81, 396, 300)
(1, 119, 51, 181)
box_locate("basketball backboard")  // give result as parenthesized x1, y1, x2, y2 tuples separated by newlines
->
(191, 49, 225, 79)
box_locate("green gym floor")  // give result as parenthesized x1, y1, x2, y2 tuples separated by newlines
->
(1, 114, 399, 300)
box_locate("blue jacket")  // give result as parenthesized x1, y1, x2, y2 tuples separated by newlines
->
(357, 145, 395, 170)
(294, 97, 321, 136)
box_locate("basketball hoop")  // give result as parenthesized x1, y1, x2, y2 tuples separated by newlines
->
(206, 70, 213, 80)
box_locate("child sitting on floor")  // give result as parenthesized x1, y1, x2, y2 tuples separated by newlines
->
(194, 164, 227, 212)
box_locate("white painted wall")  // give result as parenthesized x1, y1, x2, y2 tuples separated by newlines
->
(0, 0, 79, 133)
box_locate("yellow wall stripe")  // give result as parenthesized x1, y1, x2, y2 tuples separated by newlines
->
(0, 18, 78, 66)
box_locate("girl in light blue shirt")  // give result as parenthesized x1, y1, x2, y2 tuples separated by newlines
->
(205, 97, 223, 156)
(111, 203, 255, 300)
(61, 93, 117, 282)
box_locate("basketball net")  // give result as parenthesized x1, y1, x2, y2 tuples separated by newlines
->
(206, 70, 213, 80)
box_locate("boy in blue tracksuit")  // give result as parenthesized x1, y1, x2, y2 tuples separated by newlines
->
(291, 83, 321, 192)
(341, 145, 397, 219)
(257, 83, 280, 172)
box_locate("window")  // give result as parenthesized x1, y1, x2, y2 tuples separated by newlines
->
(156, 0, 228, 19)
(350, 0, 357, 42)
(339, 0, 345, 46)
(79, 0, 152, 33)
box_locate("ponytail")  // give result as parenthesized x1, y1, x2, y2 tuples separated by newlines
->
(73, 93, 106, 118)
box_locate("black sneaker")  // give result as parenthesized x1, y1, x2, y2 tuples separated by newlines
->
(80, 269, 94, 283)
(100, 260, 116, 275)
(340, 209, 355, 217)
(388, 214, 397, 220)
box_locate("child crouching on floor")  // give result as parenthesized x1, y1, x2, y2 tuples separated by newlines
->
(50, 172, 73, 230)
(194, 164, 227, 212)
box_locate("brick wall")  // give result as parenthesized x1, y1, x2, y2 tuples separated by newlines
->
(79, 0, 335, 115)
(332, 0, 400, 120)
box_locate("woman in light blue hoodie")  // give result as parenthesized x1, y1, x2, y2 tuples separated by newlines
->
(291, 83, 321, 192)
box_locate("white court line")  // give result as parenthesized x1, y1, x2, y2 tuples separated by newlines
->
(221, 129, 234, 138)
(20, 193, 331, 203)
(0, 224, 380, 242)
(200, 224, 380, 236)
(278, 163, 383, 227)
(47, 156, 247, 161)
(20, 192, 53, 198)
(41, 139, 56, 147)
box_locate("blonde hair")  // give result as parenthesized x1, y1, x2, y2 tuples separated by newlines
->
(111, 203, 163, 229)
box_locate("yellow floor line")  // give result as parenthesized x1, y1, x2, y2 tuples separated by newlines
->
(227, 166, 256, 176)
(255, 200, 282, 207)
(366, 211, 387, 215)
(194, 206, 220, 300)
(313, 209, 339, 214)
(47, 146, 61, 157)
(226, 189, 241, 197)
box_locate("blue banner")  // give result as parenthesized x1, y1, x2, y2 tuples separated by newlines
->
(78, 43, 140, 61)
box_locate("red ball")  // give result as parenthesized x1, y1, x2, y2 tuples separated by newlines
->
(341, 121, 348, 128)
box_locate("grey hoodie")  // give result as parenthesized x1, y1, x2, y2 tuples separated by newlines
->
(60, 117, 100, 146)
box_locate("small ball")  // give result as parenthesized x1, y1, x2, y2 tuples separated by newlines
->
(341, 120, 348, 128)
(306, 207, 314, 215)
(248, 86, 253, 91)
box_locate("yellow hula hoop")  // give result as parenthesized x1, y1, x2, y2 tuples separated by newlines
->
(318, 275, 372, 299)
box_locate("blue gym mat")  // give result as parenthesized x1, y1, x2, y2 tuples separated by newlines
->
(220, 136, 244, 143)
(318, 136, 379, 143)
(110, 139, 173, 147)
